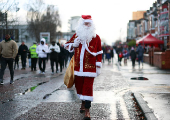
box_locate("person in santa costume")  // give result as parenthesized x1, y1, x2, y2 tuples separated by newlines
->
(64, 15, 103, 120)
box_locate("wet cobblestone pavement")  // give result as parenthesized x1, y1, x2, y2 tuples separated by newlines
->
(0, 59, 155, 120)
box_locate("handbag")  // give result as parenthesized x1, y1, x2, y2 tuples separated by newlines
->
(64, 55, 75, 88)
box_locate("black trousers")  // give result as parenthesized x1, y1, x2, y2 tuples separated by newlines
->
(14, 60, 19, 69)
(50, 58, 58, 72)
(38, 58, 46, 72)
(132, 59, 135, 67)
(59, 59, 63, 72)
(21, 54, 27, 68)
(64, 56, 68, 67)
(0, 57, 14, 81)
(31, 58, 37, 70)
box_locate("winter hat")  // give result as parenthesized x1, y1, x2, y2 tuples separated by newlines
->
(82, 15, 92, 23)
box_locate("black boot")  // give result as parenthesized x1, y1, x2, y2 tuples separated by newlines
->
(80, 101, 85, 113)
(83, 100, 91, 120)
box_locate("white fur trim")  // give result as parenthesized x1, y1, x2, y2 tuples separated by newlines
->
(77, 94, 93, 101)
(80, 45, 85, 72)
(84, 19, 92, 23)
(96, 62, 102, 67)
(85, 43, 103, 56)
(74, 71, 97, 77)
(64, 43, 74, 52)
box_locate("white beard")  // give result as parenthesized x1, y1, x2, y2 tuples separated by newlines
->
(76, 18, 96, 44)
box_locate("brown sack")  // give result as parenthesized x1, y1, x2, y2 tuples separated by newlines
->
(64, 55, 75, 88)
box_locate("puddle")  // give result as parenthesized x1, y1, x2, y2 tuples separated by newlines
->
(18, 81, 48, 95)
(43, 88, 60, 99)
(131, 77, 148, 80)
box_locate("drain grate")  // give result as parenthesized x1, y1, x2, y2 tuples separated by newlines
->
(131, 77, 148, 80)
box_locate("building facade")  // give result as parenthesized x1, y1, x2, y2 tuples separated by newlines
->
(127, 0, 170, 49)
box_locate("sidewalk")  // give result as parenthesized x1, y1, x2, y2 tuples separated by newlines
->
(119, 58, 170, 120)
(1, 57, 136, 120)
(1, 56, 170, 119)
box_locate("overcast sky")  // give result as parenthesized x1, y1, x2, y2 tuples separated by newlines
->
(16, 0, 156, 45)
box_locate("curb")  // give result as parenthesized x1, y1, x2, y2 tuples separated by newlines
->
(133, 92, 158, 120)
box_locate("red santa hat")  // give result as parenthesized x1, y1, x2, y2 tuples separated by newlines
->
(82, 15, 92, 23)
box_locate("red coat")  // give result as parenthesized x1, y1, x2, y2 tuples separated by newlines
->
(64, 33, 103, 78)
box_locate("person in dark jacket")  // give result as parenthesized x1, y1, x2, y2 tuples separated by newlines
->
(18, 41, 28, 69)
(136, 43, 144, 67)
(14, 52, 19, 69)
(110, 46, 114, 63)
(57, 42, 65, 72)
(101, 44, 106, 63)
(64, 48, 69, 68)
(105, 45, 111, 64)
(49, 41, 60, 74)
(116, 45, 123, 65)
(130, 47, 136, 68)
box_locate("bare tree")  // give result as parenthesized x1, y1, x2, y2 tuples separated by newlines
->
(27, 0, 61, 42)
(0, 0, 20, 41)
(0, 0, 20, 28)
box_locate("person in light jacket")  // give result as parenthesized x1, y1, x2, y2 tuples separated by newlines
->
(49, 41, 60, 74)
(0, 34, 18, 85)
(36, 38, 49, 74)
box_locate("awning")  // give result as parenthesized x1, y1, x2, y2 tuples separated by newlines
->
(136, 34, 164, 45)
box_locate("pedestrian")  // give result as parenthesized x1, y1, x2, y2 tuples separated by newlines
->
(64, 15, 103, 120)
(0, 34, 18, 85)
(18, 41, 28, 69)
(64, 47, 69, 68)
(110, 46, 114, 63)
(116, 45, 123, 66)
(101, 44, 106, 63)
(118, 51, 123, 66)
(14, 52, 19, 69)
(36, 38, 49, 74)
(130, 47, 136, 68)
(57, 42, 65, 72)
(29, 42, 38, 71)
(28, 51, 31, 68)
(123, 49, 128, 65)
(105, 45, 111, 64)
(136, 43, 144, 67)
(49, 40, 60, 74)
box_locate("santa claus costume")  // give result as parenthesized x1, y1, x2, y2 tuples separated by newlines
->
(64, 15, 103, 120)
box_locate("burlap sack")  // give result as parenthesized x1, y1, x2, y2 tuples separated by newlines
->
(64, 55, 75, 88)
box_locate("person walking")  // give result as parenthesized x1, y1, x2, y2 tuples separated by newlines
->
(136, 43, 144, 67)
(36, 38, 49, 74)
(0, 34, 18, 85)
(101, 44, 106, 63)
(29, 42, 38, 71)
(49, 41, 60, 74)
(64, 47, 69, 68)
(57, 42, 65, 72)
(105, 45, 111, 64)
(116, 45, 123, 66)
(18, 41, 28, 69)
(64, 15, 103, 120)
(130, 47, 136, 68)
(110, 46, 114, 63)
(28, 51, 31, 68)
(14, 52, 19, 70)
